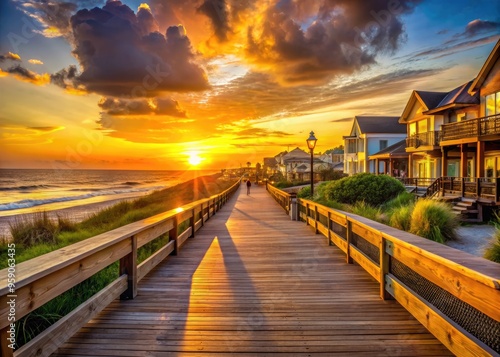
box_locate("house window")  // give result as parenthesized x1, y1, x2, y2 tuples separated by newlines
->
(485, 157, 495, 178)
(409, 123, 416, 136)
(417, 119, 427, 133)
(379, 140, 388, 150)
(485, 92, 500, 116)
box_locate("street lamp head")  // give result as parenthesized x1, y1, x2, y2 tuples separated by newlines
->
(306, 131, 317, 151)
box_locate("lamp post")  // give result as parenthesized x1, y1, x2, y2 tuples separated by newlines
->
(306, 131, 317, 196)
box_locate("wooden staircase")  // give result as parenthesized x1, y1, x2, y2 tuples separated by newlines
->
(450, 198, 481, 222)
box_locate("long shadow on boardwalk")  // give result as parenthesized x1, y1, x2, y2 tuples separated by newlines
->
(54, 184, 453, 356)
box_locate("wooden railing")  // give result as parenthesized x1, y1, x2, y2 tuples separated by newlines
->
(0, 179, 241, 357)
(266, 183, 295, 215)
(406, 131, 439, 148)
(268, 187, 500, 357)
(441, 114, 500, 142)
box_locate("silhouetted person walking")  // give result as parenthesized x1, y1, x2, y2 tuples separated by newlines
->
(246, 180, 251, 195)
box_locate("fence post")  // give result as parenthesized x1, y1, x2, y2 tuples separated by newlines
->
(379, 237, 393, 300)
(305, 203, 310, 226)
(120, 235, 137, 300)
(346, 220, 353, 264)
(314, 205, 319, 234)
(170, 215, 179, 255)
(327, 211, 332, 245)
(190, 208, 196, 238)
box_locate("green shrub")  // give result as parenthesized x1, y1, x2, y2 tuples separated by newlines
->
(389, 204, 414, 231)
(274, 180, 294, 189)
(484, 230, 500, 263)
(313, 181, 332, 201)
(297, 186, 311, 198)
(409, 199, 458, 243)
(326, 173, 405, 206)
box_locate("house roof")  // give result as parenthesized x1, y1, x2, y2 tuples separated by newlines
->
(355, 116, 406, 134)
(424, 80, 479, 114)
(470, 39, 500, 94)
(368, 139, 409, 159)
(282, 147, 309, 160)
(399, 90, 448, 123)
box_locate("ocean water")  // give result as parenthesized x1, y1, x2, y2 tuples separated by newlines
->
(0, 169, 216, 214)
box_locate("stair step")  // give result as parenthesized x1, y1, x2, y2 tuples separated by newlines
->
(456, 202, 474, 208)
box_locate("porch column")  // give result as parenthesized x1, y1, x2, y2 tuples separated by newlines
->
(441, 147, 448, 177)
(375, 158, 379, 175)
(460, 144, 468, 178)
(408, 153, 413, 178)
(477, 141, 485, 178)
(389, 160, 393, 176)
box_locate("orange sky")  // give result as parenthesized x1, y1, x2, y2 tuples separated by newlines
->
(0, 0, 498, 170)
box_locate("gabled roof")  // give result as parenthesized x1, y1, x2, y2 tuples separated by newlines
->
(369, 139, 409, 159)
(355, 116, 406, 134)
(263, 157, 277, 167)
(282, 147, 309, 161)
(470, 39, 500, 94)
(424, 81, 479, 114)
(399, 90, 448, 123)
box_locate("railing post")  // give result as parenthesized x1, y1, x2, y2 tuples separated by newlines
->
(201, 203, 205, 226)
(346, 220, 353, 264)
(327, 211, 332, 245)
(314, 205, 319, 234)
(120, 235, 137, 300)
(305, 203, 310, 226)
(476, 178, 481, 199)
(170, 215, 179, 255)
(379, 238, 393, 300)
(461, 177, 466, 198)
(190, 208, 196, 238)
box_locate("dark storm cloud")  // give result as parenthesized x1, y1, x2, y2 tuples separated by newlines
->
(197, 0, 230, 41)
(50, 65, 78, 88)
(69, 1, 209, 96)
(246, 0, 422, 84)
(98, 97, 187, 117)
(411, 35, 499, 60)
(7, 65, 39, 80)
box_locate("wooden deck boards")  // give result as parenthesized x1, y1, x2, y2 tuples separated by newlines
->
(53, 184, 453, 356)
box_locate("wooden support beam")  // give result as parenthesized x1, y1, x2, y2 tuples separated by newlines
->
(119, 235, 137, 300)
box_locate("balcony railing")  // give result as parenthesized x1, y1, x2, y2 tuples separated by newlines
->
(405, 131, 439, 148)
(441, 113, 500, 142)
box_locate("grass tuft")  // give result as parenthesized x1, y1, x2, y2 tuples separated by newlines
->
(9, 211, 59, 247)
(409, 199, 458, 243)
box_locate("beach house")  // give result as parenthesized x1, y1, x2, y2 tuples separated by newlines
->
(343, 116, 407, 175)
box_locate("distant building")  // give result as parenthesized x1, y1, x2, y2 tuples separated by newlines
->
(343, 116, 407, 175)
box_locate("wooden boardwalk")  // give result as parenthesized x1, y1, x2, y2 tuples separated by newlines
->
(54, 184, 453, 356)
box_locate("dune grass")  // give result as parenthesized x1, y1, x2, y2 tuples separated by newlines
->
(409, 199, 458, 243)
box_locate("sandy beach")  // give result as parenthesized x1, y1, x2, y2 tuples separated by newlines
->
(0, 193, 146, 239)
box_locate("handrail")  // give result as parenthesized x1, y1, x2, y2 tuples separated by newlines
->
(266, 183, 294, 214)
(267, 187, 500, 357)
(0, 179, 241, 357)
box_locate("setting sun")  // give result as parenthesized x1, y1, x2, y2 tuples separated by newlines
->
(188, 152, 203, 166)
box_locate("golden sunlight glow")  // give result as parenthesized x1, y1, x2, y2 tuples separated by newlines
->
(188, 152, 203, 166)
(138, 3, 151, 11)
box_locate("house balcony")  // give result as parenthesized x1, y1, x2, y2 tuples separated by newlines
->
(440, 114, 500, 145)
(405, 131, 440, 150)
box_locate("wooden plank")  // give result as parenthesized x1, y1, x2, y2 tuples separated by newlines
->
(330, 232, 348, 253)
(351, 220, 382, 247)
(389, 239, 500, 322)
(135, 220, 174, 248)
(386, 275, 496, 357)
(0, 239, 131, 330)
(177, 227, 192, 250)
(16, 276, 127, 357)
(137, 241, 175, 281)
(1, 325, 14, 357)
(349, 246, 381, 283)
